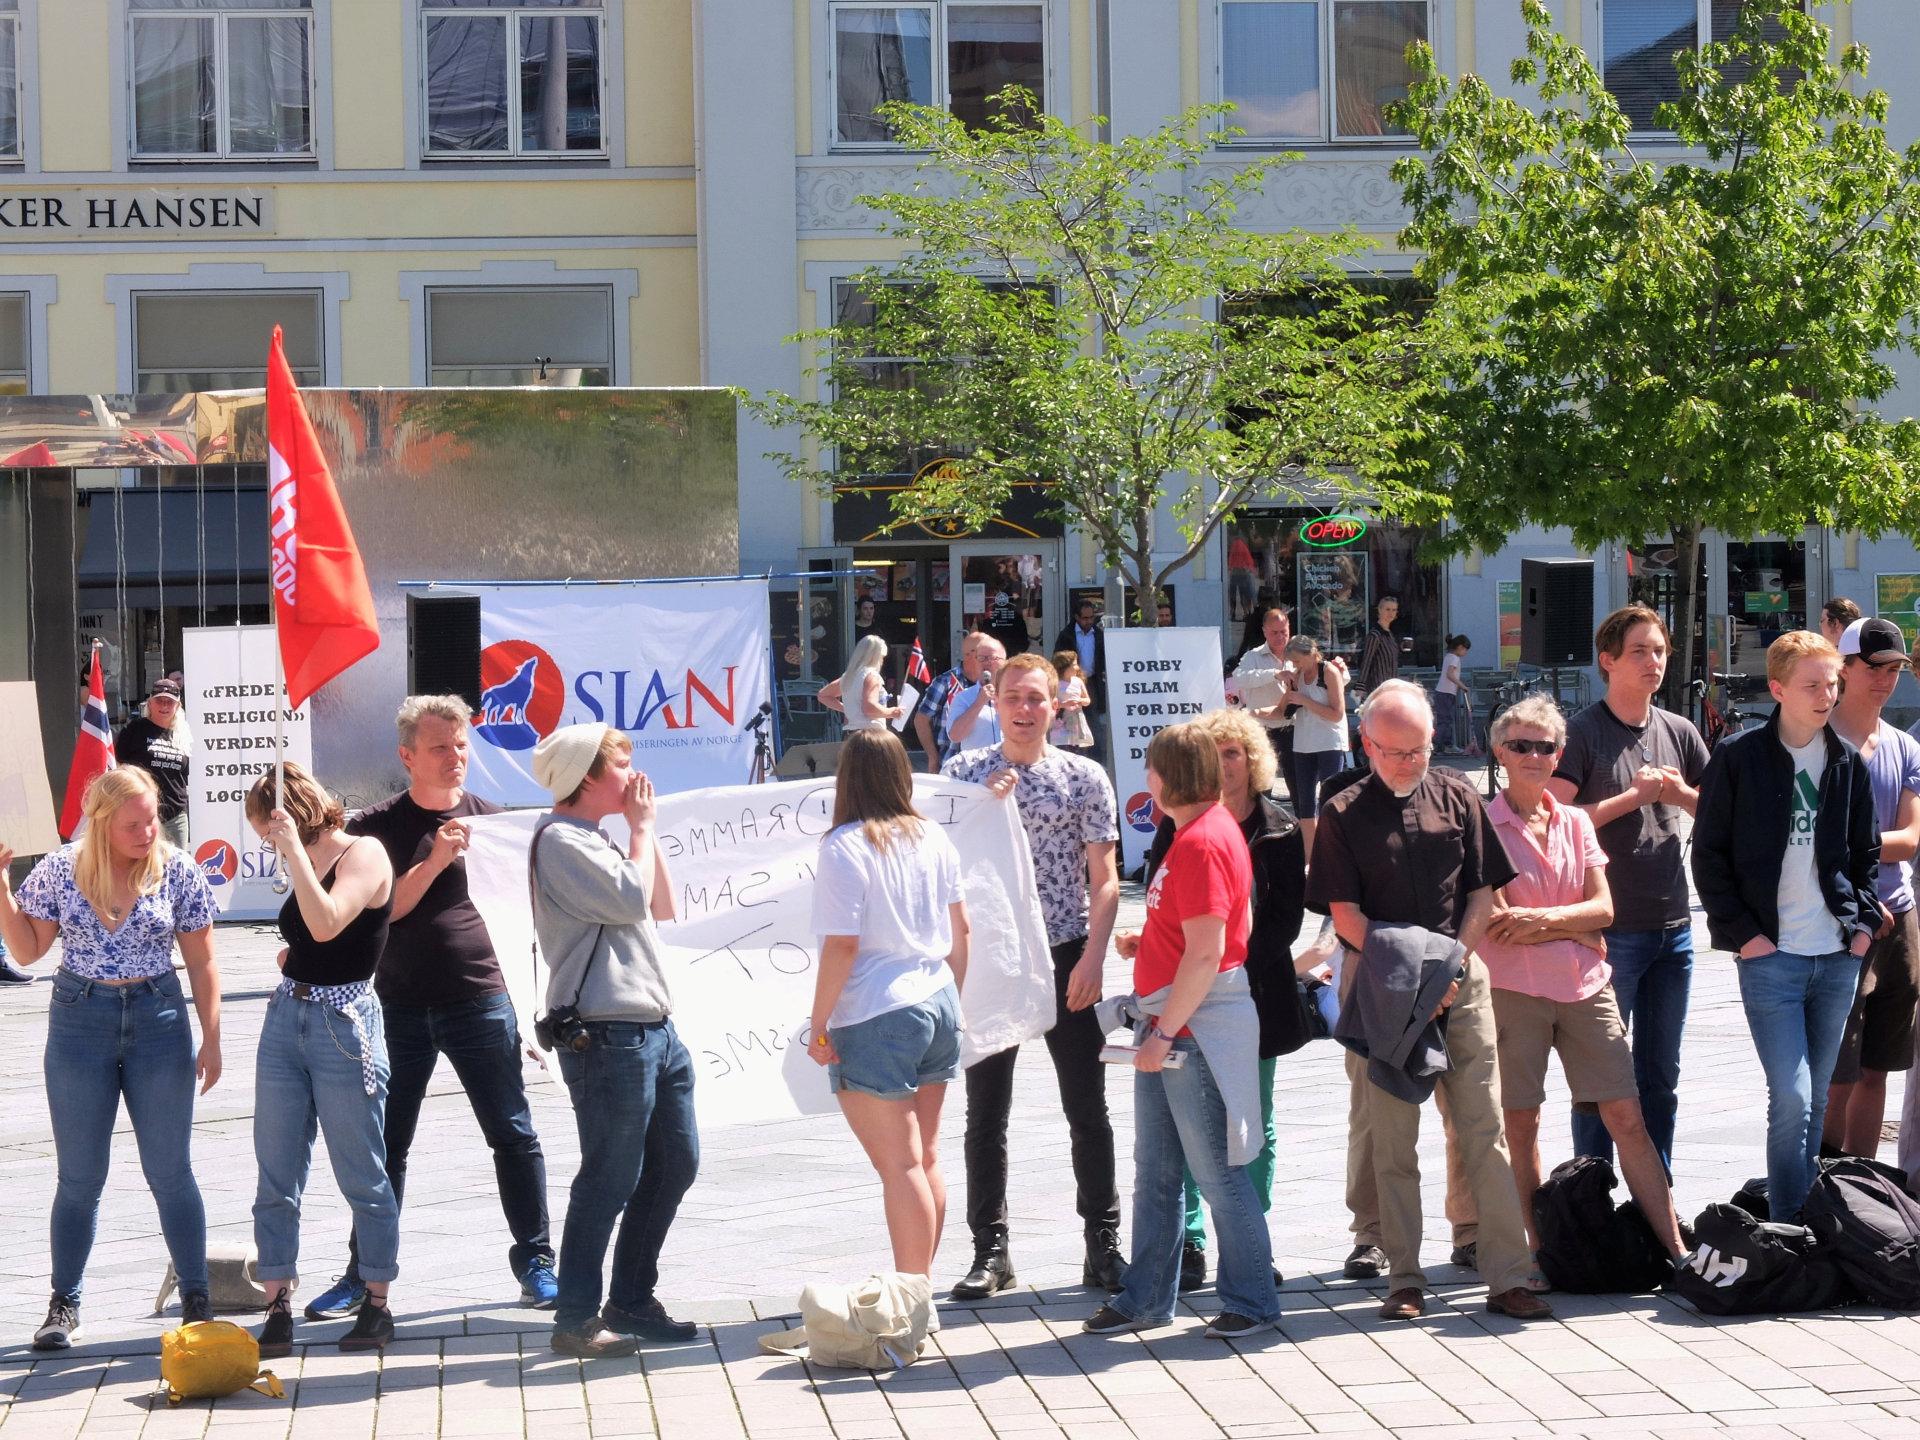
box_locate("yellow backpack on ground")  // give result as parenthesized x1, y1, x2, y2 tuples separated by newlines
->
(160, 1321, 286, 1405)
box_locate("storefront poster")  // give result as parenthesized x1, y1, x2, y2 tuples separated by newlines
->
(182, 625, 313, 920)
(1877, 573, 1920, 649)
(0, 682, 60, 858)
(1498, 580, 1522, 667)
(465, 580, 771, 806)
(1298, 553, 1368, 656)
(462, 775, 1054, 1128)
(1104, 627, 1227, 870)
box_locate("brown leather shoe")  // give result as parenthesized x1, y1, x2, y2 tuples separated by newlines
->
(1487, 1287, 1554, 1320)
(1377, 1287, 1424, 1320)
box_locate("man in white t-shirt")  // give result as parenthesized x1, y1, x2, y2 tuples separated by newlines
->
(1692, 630, 1879, 1220)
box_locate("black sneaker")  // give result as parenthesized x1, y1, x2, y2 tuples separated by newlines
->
(180, 1292, 213, 1325)
(338, 1297, 394, 1353)
(552, 1319, 638, 1359)
(601, 1298, 697, 1344)
(1204, 1312, 1276, 1340)
(1179, 1241, 1207, 1293)
(1449, 1242, 1478, 1271)
(303, 1273, 367, 1320)
(33, 1296, 79, 1351)
(257, 1294, 294, 1359)
(1342, 1244, 1386, 1280)
(1082, 1304, 1157, 1335)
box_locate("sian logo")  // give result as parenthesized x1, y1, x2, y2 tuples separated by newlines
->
(473, 638, 745, 752)
(194, 838, 239, 888)
(1125, 791, 1161, 835)
(474, 641, 566, 752)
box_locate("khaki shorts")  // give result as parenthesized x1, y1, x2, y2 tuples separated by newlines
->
(1491, 985, 1639, 1112)
(1832, 906, 1920, 1084)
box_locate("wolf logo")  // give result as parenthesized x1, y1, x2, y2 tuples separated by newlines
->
(476, 655, 542, 751)
(1125, 791, 1159, 834)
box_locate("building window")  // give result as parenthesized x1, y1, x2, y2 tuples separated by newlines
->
(0, 293, 28, 394)
(1218, 0, 1428, 143)
(426, 286, 614, 384)
(831, 2, 1045, 147)
(423, 0, 605, 158)
(0, 1, 19, 164)
(1603, 0, 1798, 131)
(133, 290, 322, 391)
(130, 0, 315, 160)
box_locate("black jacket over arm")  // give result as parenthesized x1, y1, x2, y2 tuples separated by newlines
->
(1690, 710, 1880, 954)
(1146, 793, 1309, 1056)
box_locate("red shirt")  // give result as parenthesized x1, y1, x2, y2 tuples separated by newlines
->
(1136, 803, 1252, 998)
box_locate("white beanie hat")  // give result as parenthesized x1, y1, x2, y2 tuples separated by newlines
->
(532, 722, 609, 802)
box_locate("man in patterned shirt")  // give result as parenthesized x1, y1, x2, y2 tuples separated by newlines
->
(942, 652, 1125, 1297)
(912, 631, 987, 771)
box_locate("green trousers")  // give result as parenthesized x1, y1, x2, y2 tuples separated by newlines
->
(1183, 1054, 1278, 1249)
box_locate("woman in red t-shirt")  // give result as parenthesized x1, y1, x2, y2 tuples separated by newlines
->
(1086, 724, 1279, 1340)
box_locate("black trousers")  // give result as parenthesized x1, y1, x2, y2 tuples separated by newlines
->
(963, 936, 1120, 1244)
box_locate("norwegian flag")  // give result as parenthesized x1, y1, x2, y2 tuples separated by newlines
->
(906, 637, 933, 687)
(60, 647, 115, 840)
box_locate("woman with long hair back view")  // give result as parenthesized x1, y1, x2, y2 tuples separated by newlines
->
(245, 762, 398, 1357)
(807, 729, 970, 1274)
(819, 633, 903, 732)
(0, 768, 222, 1350)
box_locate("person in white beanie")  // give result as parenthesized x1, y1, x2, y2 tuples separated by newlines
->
(527, 723, 697, 1359)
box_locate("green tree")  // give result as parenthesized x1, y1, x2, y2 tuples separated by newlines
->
(752, 93, 1432, 625)
(1388, 0, 1920, 693)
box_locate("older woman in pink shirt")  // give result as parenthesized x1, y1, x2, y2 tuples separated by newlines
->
(1483, 696, 1686, 1262)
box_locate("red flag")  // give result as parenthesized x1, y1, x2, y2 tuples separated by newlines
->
(267, 326, 378, 708)
(906, 637, 932, 687)
(60, 647, 115, 840)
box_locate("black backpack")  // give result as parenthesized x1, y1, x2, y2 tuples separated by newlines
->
(1800, 1157, 1920, 1309)
(1531, 1156, 1672, 1294)
(1667, 1203, 1855, 1315)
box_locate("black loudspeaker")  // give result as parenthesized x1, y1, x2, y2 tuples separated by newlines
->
(1520, 558, 1595, 668)
(407, 593, 482, 709)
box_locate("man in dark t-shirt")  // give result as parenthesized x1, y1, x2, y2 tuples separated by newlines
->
(302, 695, 554, 1320)
(114, 678, 191, 847)
(1547, 606, 1708, 1173)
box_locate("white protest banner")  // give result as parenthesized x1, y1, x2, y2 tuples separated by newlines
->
(0, 683, 60, 857)
(463, 774, 1055, 1128)
(462, 580, 771, 806)
(183, 626, 312, 919)
(1104, 626, 1226, 870)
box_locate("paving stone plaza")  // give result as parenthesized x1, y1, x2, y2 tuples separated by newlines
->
(4, 882, 1920, 1440)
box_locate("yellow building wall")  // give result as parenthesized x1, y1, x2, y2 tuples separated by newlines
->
(38, 1, 112, 173)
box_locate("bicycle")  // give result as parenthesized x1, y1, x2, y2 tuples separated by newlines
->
(1696, 672, 1758, 751)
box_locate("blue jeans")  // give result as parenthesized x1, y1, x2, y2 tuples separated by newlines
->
(1183, 1055, 1277, 1248)
(1433, 690, 1459, 750)
(1573, 924, 1692, 1171)
(1738, 948, 1862, 1221)
(253, 990, 400, 1284)
(1116, 1039, 1277, 1325)
(342, 991, 550, 1283)
(554, 1020, 700, 1329)
(45, 968, 208, 1304)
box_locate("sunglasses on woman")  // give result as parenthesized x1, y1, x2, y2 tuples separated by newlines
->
(1499, 738, 1558, 757)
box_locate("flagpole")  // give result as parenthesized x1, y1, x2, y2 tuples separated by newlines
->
(271, 589, 290, 894)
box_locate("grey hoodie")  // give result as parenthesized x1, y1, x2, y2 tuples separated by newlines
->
(532, 815, 673, 1023)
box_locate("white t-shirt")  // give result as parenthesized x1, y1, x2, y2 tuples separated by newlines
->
(811, 821, 963, 1028)
(842, 669, 890, 731)
(1775, 735, 1842, 956)
(1436, 652, 1463, 697)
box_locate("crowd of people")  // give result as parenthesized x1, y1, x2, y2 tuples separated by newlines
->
(2, 597, 1918, 1358)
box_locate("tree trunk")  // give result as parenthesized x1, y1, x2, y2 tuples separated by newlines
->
(1133, 545, 1157, 626)
(1673, 522, 1703, 723)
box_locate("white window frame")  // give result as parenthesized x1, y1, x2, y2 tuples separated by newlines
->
(127, 3, 317, 162)
(1214, 0, 1433, 146)
(1595, 0, 1808, 138)
(108, 265, 349, 392)
(827, 0, 1052, 152)
(0, 6, 22, 166)
(419, 1, 609, 161)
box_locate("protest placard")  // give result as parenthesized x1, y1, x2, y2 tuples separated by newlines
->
(0, 683, 60, 857)
(1103, 627, 1226, 870)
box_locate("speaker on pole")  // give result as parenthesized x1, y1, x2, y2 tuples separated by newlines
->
(407, 593, 482, 710)
(1520, 558, 1595, 667)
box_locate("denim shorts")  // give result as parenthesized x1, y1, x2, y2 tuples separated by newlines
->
(828, 983, 962, 1100)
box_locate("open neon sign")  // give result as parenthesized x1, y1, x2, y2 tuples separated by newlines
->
(1298, 514, 1368, 548)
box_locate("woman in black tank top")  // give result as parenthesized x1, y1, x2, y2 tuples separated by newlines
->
(244, 763, 398, 1359)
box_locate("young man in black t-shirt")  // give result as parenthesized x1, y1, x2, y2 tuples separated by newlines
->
(302, 695, 555, 1319)
(114, 678, 191, 847)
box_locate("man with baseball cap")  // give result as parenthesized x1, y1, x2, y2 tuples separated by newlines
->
(528, 722, 698, 1359)
(114, 677, 192, 848)
(1827, 618, 1920, 1159)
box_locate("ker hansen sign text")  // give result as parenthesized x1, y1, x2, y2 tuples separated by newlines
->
(0, 190, 273, 240)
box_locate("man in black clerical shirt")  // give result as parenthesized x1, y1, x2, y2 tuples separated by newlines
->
(302, 695, 556, 1318)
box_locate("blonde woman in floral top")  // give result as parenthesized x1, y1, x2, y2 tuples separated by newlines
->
(0, 768, 221, 1351)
